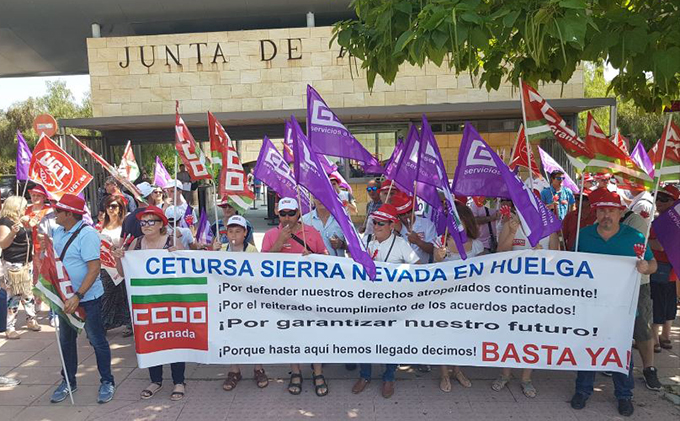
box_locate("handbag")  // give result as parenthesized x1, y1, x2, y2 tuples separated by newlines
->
(5, 231, 31, 296)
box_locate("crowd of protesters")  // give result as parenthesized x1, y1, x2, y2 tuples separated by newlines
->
(0, 169, 677, 418)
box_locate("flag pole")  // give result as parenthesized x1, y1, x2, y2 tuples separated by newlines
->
(54, 319, 76, 405)
(173, 154, 178, 248)
(573, 173, 586, 251)
(519, 78, 536, 194)
(296, 185, 308, 250)
(642, 115, 671, 251)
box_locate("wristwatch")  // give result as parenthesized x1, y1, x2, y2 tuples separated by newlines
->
(74, 292, 84, 300)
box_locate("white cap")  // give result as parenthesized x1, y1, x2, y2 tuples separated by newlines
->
(278, 197, 299, 212)
(136, 182, 154, 198)
(226, 215, 248, 229)
(164, 179, 184, 191)
(164, 206, 183, 221)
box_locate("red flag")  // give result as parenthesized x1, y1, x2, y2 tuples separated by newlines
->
(648, 119, 680, 183)
(610, 129, 630, 155)
(508, 124, 542, 177)
(175, 102, 211, 181)
(521, 81, 593, 169)
(28, 134, 93, 199)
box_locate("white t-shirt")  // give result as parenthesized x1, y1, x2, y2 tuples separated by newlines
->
(435, 236, 485, 261)
(399, 216, 437, 263)
(368, 234, 420, 264)
(630, 191, 654, 224)
(100, 226, 122, 245)
(170, 226, 194, 249)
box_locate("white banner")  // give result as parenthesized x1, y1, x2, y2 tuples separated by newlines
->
(122, 250, 639, 373)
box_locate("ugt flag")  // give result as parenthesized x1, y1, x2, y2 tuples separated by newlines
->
(452, 124, 561, 247)
(16, 130, 32, 181)
(29, 134, 93, 200)
(291, 116, 376, 279)
(306, 85, 382, 173)
(253, 136, 311, 214)
(648, 119, 680, 183)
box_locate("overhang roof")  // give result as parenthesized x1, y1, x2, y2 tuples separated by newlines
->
(0, 0, 353, 77)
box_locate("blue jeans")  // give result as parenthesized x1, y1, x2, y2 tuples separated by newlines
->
(58, 297, 114, 386)
(0, 288, 7, 333)
(148, 363, 186, 385)
(575, 354, 634, 400)
(359, 364, 397, 382)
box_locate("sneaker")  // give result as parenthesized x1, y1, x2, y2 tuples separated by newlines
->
(97, 381, 115, 404)
(5, 329, 19, 339)
(570, 393, 588, 410)
(26, 319, 41, 332)
(0, 376, 21, 387)
(49, 316, 57, 327)
(618, 399, 634, 416)
(642, 367, 662, 391)
(50, 381, 77, 403)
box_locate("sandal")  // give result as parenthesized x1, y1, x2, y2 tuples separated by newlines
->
(453, 370, 472, 388)
(222, 372, 242, 391)
(313, 374, 329, 397)
(254, 369, 269, 388)
(439, 376, 452, 393)
(140, 382, 162, 399)
(288, 373, 303, 395)
(170, 383, 186, 401)
(491, 375, 510, 392)
(521, 380, 537, 398)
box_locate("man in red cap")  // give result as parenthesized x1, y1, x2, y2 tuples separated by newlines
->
(49, 194, 115, 404)
(353, 203, 419, 399)
(391, 192, 436, 264)
(571, 189, 657, 417)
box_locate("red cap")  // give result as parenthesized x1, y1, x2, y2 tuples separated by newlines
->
(372, 204, 399, 223)
(660, 185, 680, 201)
(391, 192, 413, 215)
(590, 189, 625, 209)
(135, 205, 169, 226)
(379, 179, 394, 192)
(55, 194, 86, 215)
(329, 173, 341, 183)
(593, 173, 611, 180)
(28, 184, 49, 197)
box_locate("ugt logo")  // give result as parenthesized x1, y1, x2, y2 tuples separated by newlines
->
(130, 277, 208, 354)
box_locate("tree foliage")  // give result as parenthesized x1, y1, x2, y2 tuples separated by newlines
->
(333, 0, 680, 112)
(0, 80, 93, 174)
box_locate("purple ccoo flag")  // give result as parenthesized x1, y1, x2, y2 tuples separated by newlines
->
(16, 131, 32, 181)
(291, 116, 376, 279)
(153, 156, 173, 188)
(537, 146, 579, 194)
(306, 85, 382, 173)
(453, 124, 561, 247)
(253, 136, 311, 214)
(651, 199, 680, 278)
(631, 140, 655, 178)
(195, 209, 214, 245)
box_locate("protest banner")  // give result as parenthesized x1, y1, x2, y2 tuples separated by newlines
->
(122, 250, 639, 374)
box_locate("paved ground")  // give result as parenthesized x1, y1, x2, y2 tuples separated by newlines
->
(0, 199, 678, 421)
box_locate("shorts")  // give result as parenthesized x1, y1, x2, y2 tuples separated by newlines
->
(651, 281, 678, 324)
(633, 283, 653, 342)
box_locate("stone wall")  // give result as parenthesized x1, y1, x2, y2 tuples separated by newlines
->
(87, 27, 583, 117)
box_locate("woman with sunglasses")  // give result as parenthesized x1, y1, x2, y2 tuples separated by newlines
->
(433, 202, 484, 393)
(111, 205, 187, 401)
(99, 195, 132, 337)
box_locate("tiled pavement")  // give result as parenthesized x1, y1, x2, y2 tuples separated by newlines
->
(0, 201, 678, 420)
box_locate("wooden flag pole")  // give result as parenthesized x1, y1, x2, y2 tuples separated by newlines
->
(573, 174, 587, 251)
(518, 78, 536, 195)
(173, 154, 178, 248)
(296, 185, 308, 250)
(54, 319, 76, 405)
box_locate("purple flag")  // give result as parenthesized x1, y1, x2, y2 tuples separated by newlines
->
(283, 120, 294, 164)
(16, 131, 32, 181)
(195, 209, 214, 245)
(418, 116, 468, 258)
(631, 140, 655, 178)
(652, 200, 680, 277)
(453, 124, 561, 247)
(153, 156, 173, 188)
(253, 136, 311, 214)
(180, 205, 195, 228)
(537, 147, 579, 194)
(306, 85, 382, 173)
(291, 116, 376, 279)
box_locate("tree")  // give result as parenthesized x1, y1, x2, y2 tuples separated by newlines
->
(0, 80, 93, 174)
(333, 0, 680, 112)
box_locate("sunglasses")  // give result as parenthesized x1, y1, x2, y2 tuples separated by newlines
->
(107, 204, 120, 210)
(657, 195, 672, 203)
(139, 219, 163, 227)
(279, 210, 298, 217)
(372, 220, 390, 226)
(366, 186, 378, 192)
(555, 177, 564, 181)
(153, 190, 162, 194)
